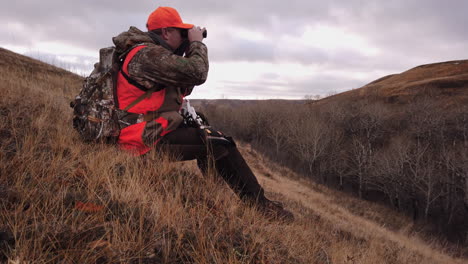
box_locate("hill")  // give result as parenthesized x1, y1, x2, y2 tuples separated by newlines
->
(196, 60, 468, 252)
(317, 59, 468, 106)
(0, 47, 466, 263)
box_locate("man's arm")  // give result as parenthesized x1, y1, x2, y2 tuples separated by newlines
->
(128, 41, 209, 88)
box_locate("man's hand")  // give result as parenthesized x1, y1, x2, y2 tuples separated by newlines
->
(188, 26, 206, 42)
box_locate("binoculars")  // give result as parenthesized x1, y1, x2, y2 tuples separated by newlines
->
(181, 29, 207, 39)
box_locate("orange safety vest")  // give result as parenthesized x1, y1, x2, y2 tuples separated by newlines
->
(116, 45, 174, 155)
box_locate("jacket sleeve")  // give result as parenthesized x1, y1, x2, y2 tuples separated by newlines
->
(127, 41, 209, 88)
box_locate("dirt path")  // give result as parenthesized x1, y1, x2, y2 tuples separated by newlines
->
(242, 144, 466, 264)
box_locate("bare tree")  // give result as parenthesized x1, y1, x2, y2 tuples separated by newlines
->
(405, 143, 445, 219)
(286, 110, 330, 180)
(346, 101, 390, 198)
(371, 137, 409, 210)
(244, 103, 270, 144)
(265, 109, 290, 156)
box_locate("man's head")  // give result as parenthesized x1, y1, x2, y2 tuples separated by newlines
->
(146, 7, 193, 50)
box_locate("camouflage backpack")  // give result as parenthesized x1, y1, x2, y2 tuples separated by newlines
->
(70, 45, 156, 143)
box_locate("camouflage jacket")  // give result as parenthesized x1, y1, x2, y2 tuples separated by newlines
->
(112, 26, 209, 153)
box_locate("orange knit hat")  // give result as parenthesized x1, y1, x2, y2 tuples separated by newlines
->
(146, 7, 193, 31)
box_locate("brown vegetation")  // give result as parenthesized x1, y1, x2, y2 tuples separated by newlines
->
(200, 60, 468, 249)
(0, 47, 467, 263)
(318, 60, 468, 106)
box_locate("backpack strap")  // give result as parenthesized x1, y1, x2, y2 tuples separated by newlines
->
(120, 70, 149, 92)
(117, 44, 166, 112)
(122, 86, 161, 112)
(120, 45, 149, 92)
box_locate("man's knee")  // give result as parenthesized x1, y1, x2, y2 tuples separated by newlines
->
(208, 143, 230, 160)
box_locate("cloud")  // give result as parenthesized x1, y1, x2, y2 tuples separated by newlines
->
(190, 60, 371, 99)
(195, 74, 362, 99)
(210, 38, 276, 62)
(332, 1, 468, 59)
(0, 1, 154, 52)
(3, 1, 466, 64)
(23, 50, 96, 76)
(1, 1, 467, 99)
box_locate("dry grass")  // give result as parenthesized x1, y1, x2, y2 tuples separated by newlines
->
(0, 47, 466, 263)
(315, 59, 468, 106)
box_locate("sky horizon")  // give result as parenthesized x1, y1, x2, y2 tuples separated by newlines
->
(2, 1, 467, 99)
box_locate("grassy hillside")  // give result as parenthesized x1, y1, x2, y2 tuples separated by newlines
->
(317, 60, 468, 106)
(0, 47, 466, 263)
(199, 58, 468, 249)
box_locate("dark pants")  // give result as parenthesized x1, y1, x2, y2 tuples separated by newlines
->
(156, 127, 266, 202)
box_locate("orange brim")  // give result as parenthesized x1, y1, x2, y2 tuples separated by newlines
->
(174, 23, 193, 29)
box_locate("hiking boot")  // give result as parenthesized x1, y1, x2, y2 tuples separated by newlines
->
(257, 199, 295, 223)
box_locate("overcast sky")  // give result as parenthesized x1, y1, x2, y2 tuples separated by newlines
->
(2, 1, 467, 99)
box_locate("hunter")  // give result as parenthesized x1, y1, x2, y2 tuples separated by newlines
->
(112, 6, 294, 221)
